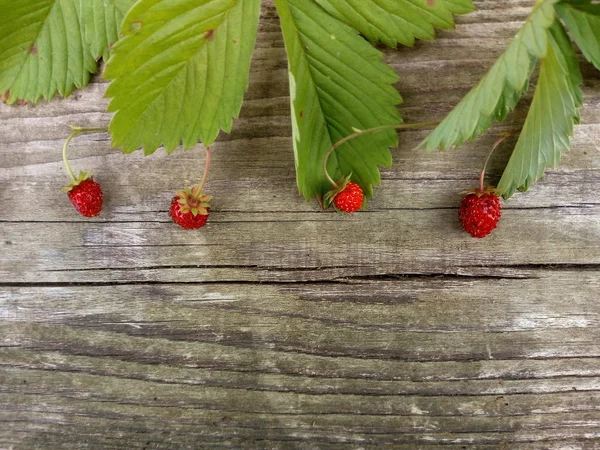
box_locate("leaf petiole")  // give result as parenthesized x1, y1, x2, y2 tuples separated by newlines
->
(322, 121, 441, 187)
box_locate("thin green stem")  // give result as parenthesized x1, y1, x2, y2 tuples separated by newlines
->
(62, 127, 108, 182)
(70, 126, 109, 133)
(199, 146, 212, 191)
(480, 129, 521, 192)
(322, 121, 440, 188)
(62, 131, 81, 182)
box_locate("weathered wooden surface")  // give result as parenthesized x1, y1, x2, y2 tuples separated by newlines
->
(1, 1, 600, 448)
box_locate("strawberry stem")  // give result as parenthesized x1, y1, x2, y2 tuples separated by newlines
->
(62, 132, 80, 183)
(199, 146, 211, 191)
(70, 126, 109, 134)
(480, 130, 520, 192)
(322, 121, 440, 187)
(62, 126, 108, 183)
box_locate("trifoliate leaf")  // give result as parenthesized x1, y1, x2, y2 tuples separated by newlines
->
(103, 0, 261, 155)
(313, 0, 474, 48)
(556, 0, 600, 71)
(0, 0, 97, 104)
(496, 22, 583, 198)
(274, 0, 402, 200)
(420, 0, 559, 151)
(81, 0, 136, 61)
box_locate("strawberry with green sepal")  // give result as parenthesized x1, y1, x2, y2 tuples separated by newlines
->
(322, 136, 365, 213)
(457, 133, 516, 238)
(170, 185, 212, 230)
(62, 126, 107, 218)
(324, 175, 365, 213)
(65, 172, 103, 218)
(321, 122, 440, 213)
(333, 182, 364, 213)
(170, 146, 213, 230)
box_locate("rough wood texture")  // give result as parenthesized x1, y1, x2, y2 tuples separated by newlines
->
(1, 1, 600, 448)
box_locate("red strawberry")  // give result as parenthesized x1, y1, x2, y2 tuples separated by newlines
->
(170, 185, 211, 230)
(66, 175, 103, 218)
(333, 182, 364, 213)
(459, 190, 502, 238)
(325, 176, 365, 213)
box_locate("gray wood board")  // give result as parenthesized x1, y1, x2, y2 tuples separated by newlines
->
(1, 1, 600, 448)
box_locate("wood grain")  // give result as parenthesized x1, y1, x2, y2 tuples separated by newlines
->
(1, 1, 600, 448)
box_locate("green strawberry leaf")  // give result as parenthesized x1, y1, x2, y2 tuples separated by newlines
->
(556, 0, 600, 71)
(313, 0, 474, 48)
(438, 0, 477, 15)
(103, 0, 261, 155)
(496, 21, 583, 199)
(274, 0, 402, 200)
(420, 0, 559, 151)
(0, 0, 97, 104)
(81, 0, 136, 61)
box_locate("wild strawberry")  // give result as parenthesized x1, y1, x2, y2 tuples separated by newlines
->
(324, 176, 365, 213)
(170, 185, 212, 230)
(62, 127, 110, 218)
(65, 173, 103, 217)
(333, 182, 364, 213)
(459, 190, 502, 238)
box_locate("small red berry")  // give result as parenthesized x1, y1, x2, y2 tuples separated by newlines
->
(170, 199, 209, 230)
(459, 191, 502, 238)
(333, 182, 364, 213)
(170, 185, 212, 230)
(67, 178, 103, 217)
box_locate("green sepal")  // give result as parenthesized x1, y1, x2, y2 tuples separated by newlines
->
(62, 171, 92, 193)
(323, 175, 353, 208)
(174, 184, 211, 217)
(191, 185, 202, 198)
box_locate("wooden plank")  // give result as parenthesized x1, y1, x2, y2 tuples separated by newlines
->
(2, 274, 600, 447)
(1, 209, 599, 283)
(0, 271, 600, 448)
